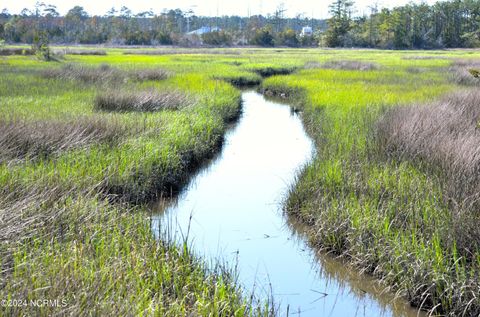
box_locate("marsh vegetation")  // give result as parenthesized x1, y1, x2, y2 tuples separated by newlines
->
(1, 47, 480, 316)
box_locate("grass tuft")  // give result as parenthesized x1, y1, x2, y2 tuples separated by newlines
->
(61, 49, 107, 55)
(0, 118, 125, 162)
(250, 66, 296, 77)
(0, 47, 34, 56)
(306, 60, 380, 71)
(376, 89, 480, 255)
(41, 64, 171, 84)
(94, 90, 192, 112)
(123, 48, 241, 55)
(449, 59, 480, 85)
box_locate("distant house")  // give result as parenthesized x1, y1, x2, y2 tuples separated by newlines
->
(188, 26, 221, 35)
(301, 26, 313, 37)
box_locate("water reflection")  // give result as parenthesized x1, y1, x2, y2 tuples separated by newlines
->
(151, 91, 424, 317)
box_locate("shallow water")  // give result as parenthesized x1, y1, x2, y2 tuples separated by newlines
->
(151, 91, 424, 317)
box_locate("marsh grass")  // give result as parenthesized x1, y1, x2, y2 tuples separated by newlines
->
(41, 63, 171, 84)
(377, 90, 480, 203)
(303, 61, 323, 69)
(61, 48, 107, 55)
(0, 52, 268, 316)
(132, 68, 172, 81)
(259, 85, 305, 100)
(217, 75, 262, 87)
(449, 59, 480, 85)
(250, 66, 297, 77)
(4, 48, 480, 316)
(376, 89, 480, 255)
(0, 118, 125, 162)
(305, 60, 380, 71)
(95, 90, 192, 112)
(402, 55, 450, 60)
(262, 58, 480, 316)
(123, 48, 241, 55)
(0, 189, 273, 316)
(0, 47, 34, 56)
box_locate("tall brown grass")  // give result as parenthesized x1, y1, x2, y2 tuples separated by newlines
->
(376, 89, 480, 254)
(0, 48, 34, 56)
(59, 49, 107, 55)
(0, 118, 125, 162)
(449, 59, 480, 86)
(95, 90, 192, 112)
(305, 60, 379, 71)
(41, 64, 170, 84)
(123, 49, 241, 55)
(401, 55, 449, 60)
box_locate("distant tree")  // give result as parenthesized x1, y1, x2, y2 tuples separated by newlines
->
(20, 8, 33, 17)
(272, 3, 287, 33)
(277, 29, 299, 47)
(65, 6, 88, 42)
(0, 8, 10, 18)
(119, 6, 132, 19)
(155, 32, 173, 45)
(105, 7, 117, 18)
(6, 0, 479, 49)
(32, 30, 51, 61)
(299, 33, 318, 47)
(251, 27, 275, 46)
(136, 10, 154, 18)
(202, 31, 232, 46)
(325, 0, 354, 47)
(43, 4, 59, 18)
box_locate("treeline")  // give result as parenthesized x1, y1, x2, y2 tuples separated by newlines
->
(325, 0, 480, 49)
(0, 4, 325, 47)
(1, 0, 479, 49)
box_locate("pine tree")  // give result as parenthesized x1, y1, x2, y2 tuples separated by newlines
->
(325, 0, 354, 47)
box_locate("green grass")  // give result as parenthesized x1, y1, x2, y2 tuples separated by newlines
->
(1, 47, 480, 316)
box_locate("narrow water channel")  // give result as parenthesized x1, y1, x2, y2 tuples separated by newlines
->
(151, 91, 424, 317)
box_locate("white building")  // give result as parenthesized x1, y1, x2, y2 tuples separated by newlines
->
(188, 26, 221, 35)
(301, 26, 313, 37)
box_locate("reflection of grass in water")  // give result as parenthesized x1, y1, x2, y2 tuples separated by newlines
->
(286, 217, 421, 317)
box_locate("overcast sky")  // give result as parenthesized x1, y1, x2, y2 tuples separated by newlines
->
(2, 0, 437, 19)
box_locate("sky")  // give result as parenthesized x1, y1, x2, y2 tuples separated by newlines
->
(2, 0, 437, 19)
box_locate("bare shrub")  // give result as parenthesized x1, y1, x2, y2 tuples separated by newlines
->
(95, 90, 192, 112)
(449, 59, 480, 86)
(376, 90, 480, 252)
(0, 118, 125, 162)
(320, 60, 380, 71)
